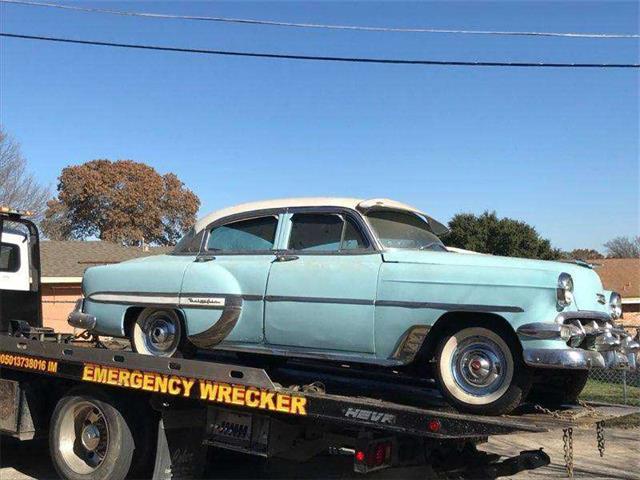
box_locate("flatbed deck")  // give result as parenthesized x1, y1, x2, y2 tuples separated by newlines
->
(1, 333, 636, 438)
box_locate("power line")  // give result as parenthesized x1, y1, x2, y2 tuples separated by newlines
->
(2, 0, 639, 39)
(2, 33, 639, 69)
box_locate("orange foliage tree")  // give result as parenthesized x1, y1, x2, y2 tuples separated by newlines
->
(42, 160, 200, 246)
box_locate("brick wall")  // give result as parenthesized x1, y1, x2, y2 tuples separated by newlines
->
(41, 283, 82, 333)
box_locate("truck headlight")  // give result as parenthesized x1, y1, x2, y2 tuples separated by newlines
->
(609, 292, 622, 320)
(557, 273, 574, 309)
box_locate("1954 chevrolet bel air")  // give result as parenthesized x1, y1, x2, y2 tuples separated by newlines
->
(70, 198, 639, 415)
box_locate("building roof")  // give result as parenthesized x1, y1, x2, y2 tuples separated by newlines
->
(40, 241, 172, 280)
(194, 197, 425, 233)
(596, 258, 640, 300)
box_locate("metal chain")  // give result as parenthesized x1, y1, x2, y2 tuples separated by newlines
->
(534, 404, 566, 419)
(596, 421, 606, 457)
(563, 427, 574, 478)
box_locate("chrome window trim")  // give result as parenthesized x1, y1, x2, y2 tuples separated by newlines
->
(279, 206, 380, 256)
(202, 210, 283, 255)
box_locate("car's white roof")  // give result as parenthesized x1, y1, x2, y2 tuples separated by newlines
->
(194, 197, 424, 232)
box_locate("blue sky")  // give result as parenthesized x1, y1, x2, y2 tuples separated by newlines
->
(1, 1, 638, 251)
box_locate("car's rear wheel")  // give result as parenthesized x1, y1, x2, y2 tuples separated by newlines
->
(435, 326, 531, 415)
(131, 308, 183, 357)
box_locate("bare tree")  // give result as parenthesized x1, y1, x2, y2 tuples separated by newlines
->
(0, 127, 50, 220)
(604, 236, 640, 258)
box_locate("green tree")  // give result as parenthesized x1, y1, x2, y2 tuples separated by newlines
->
(42, 160, 200, 246)
(446, 211, 561, 260)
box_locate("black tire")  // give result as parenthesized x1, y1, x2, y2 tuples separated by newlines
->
(49, 391, 134, 480)
(434, 326, 532, 415)
(527, 370, 589, 406)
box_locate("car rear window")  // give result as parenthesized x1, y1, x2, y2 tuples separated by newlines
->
(0, 243, 20, 272)
(207, 216, 278, 252)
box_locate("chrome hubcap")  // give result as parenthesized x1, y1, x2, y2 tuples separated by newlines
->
(143, 314, 178, 355)
(451, 337, 506, 396)
(59, 402, 109, 474)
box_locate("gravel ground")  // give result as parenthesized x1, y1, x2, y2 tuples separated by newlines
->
(1, 427, 638, 479)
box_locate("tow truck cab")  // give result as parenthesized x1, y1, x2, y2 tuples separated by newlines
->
(0, 207, 42, 332)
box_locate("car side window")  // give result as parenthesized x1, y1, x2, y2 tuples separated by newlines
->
(0, 243, 20, 272)
(288, 214, 368, 252)
(207, 216, 278, 252)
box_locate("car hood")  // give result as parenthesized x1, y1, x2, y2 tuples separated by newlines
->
(382, 250, 607, 312)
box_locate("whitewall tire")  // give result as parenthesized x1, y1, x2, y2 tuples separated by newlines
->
(435, 326, 531, 415)
(131, 308, 182, 357)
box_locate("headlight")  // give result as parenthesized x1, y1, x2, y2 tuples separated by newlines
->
(557, 273, 574, 309)
(609, 292, 623, 320)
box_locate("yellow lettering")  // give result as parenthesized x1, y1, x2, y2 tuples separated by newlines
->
(130, 372, 143, 389)
(154, 375, 168, 393)
(217, 385, 232, 404)
(290, 396, 307, 415)
(245, 389, 260, 408)
(276, 394, 291, 413)
(182, 378, 195, 397)
(117, 369, 130, 387)
(168, 378, 181, 395)
(231, 386, 245, 405)
(83, 365, 94, 381)
(107, 368, 119, 385)
(95, 366, 108, 383)
(142, 373, 155, 392)
(199, 381, 218, 400)
(259, 392, 276, 410)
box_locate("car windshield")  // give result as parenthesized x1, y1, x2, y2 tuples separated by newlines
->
(366, 210, 447, 251)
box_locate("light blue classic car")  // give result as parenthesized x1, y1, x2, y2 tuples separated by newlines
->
(70, 198, 638, 415)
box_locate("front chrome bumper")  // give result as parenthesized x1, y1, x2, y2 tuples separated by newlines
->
(523, 348, 636, 370)
(519, 311, 639, 371)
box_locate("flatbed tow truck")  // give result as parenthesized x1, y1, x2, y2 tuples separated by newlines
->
(1, 208, 638, 480)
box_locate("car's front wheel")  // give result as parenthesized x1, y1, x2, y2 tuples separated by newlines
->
(131, 308, 184, 357)
(435, 326, 531, 415)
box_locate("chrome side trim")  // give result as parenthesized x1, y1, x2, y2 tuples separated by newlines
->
(265, 295, 374, 306)
(87, 290, 522, 313)
(375, 300, 523, 313)
(88, 292, 180, 306)
(188, 297, 242, 349)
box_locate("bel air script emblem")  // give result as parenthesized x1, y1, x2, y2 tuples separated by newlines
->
(185, 297, 226, 307)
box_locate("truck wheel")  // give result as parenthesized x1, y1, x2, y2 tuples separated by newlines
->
(50, 393, 134, 480)
(131, 308, 183, 357)
(435, 326, 531, 415)
(528, 370, 590, 405)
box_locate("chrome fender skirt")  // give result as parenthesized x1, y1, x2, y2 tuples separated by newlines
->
(187, 296, 242, 349)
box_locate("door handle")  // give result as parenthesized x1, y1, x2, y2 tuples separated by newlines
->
(195, 256, 215, 263)
(275, 254, 299, 262)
